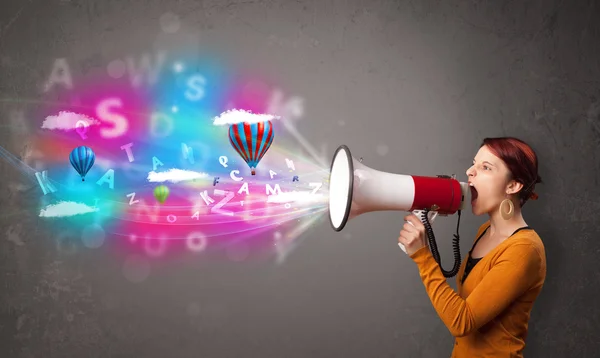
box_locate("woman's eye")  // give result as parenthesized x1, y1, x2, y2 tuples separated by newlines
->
(483, 165, 490, 170)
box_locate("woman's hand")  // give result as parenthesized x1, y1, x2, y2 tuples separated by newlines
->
(398, 213, 428, 256)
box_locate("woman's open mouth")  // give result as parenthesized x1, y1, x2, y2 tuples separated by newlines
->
(469, 183, 478, 205)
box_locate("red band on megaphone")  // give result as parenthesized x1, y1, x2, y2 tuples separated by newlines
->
(411, 176, 463, 214)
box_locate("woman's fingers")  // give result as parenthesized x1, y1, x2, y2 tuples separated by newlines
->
(403, 221, 417, 233)
(398, 229, 415, 244)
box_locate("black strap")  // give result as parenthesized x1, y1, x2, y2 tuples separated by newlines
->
(510, 226, 531, 236)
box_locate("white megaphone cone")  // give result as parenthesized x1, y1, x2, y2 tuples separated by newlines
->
(328, 145, 470, 276)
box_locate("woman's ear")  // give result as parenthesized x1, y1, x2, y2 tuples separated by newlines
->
(506, 180, 524, 195)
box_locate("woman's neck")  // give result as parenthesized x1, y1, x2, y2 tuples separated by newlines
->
(487, 206, 528, 238)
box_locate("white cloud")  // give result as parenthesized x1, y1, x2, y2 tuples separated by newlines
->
(213, 109, 280, 126)
(147, 168, 209, 183)
(41, 111, 100, 130)
(39, 201, 99, 218)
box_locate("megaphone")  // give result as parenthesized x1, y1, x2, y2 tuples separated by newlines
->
(328, 145, 471, 277)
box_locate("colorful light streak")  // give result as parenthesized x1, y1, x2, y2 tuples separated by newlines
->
(0, 50, 331, 263)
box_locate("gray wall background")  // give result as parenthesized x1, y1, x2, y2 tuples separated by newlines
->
(1, 0, 599, 357)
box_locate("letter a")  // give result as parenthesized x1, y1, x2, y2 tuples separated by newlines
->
(152, 156, 164, 171)
(44, 58, 73, 92)
(96, 169, 115, 189)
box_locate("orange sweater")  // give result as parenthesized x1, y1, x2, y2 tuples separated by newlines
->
(409, 221, 546, 357)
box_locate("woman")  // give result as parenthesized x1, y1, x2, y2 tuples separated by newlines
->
(398, 137, 546, 357)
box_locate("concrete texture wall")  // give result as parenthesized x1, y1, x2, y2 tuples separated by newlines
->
(1, 0, 598, 357)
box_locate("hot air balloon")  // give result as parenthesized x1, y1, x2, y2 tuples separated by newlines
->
(69, 146, 95, 181)
(228, 120, 274, 175)
(154, 185, 169, 204)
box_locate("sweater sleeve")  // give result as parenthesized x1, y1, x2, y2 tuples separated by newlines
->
(409, 242, 542, 337)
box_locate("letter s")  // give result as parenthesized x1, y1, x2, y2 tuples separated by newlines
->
(185, 75, 206, 101)
(96, 98, 128, 138)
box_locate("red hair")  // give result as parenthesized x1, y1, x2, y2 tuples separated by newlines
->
(481, 137, 542, 207)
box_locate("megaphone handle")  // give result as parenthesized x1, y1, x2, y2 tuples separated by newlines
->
(398, 210, 438, 255)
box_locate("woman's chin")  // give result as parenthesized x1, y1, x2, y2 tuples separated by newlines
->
(470, 200, 484, 216)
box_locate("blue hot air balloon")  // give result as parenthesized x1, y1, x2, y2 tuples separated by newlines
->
(228, 120, 274, 175)
(69, 146, 95, 181)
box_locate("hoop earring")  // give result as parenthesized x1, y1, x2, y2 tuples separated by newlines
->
(499, 198, 514, 220)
